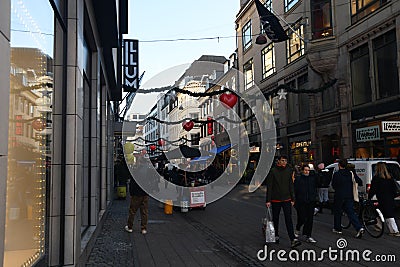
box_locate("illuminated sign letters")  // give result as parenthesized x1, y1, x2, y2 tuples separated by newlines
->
(123, 39, 139, 92)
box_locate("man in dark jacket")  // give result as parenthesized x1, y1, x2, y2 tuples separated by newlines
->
(125, 157, 149, 234)
(294, 165, 317, 243)
(266, 155, 301, 248)
(332, 158, 364, 238)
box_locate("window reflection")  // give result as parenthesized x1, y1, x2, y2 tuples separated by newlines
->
(5, 1, 53, 266)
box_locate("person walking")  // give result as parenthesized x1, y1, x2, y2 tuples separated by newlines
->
(266, 155, 301, 248)
(124, 157, 149, 234)
(368, 162, 400, 236)
(294, 165, 317, 243)
(332, 158, 364, 238)
(316, 162, 331, 214)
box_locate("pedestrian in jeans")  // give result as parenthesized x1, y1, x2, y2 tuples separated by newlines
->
(125, 157, 149, 234)
(332, 158, 364, 238)
(368, 162, 400, 236)
(316, 162, 331, 214)
(266, 155, 301, 248)
(294, 165, 317, 243)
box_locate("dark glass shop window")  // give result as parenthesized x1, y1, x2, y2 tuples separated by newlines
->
(351, 44, 372, 106)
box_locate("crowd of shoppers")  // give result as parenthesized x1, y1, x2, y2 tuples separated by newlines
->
(264, 155, 400, 248)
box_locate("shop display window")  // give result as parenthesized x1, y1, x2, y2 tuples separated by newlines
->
(4, 1, 54, 266)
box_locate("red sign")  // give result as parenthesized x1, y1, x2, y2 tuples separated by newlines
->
(207, 117, 213, 135)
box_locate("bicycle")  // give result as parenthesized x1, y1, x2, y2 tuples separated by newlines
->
(341, 192, 385, 238)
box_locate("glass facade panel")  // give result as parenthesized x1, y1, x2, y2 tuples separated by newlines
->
(350, 44, 372, 106)
(285, 0, 299, 12)
(243, 60, 254, 90)
(261, 43, 275, 79)
(242, 20, 252, 51)
(286, 22, 304, 64)
(5, 1, 54, 266)
(311, 0, 333, 39)
(373, 30, 399, 99)
(351, 0, 388, 23)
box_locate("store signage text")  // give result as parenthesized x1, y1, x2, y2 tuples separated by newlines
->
(290, 140, 311, 149)
(249, 146, 260, 153)
(356, 126, 380, 142)
(123, 39, 139, 92)
(382, 121, 400, 132)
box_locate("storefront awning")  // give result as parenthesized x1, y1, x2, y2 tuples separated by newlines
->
(211, 144, 231, 154)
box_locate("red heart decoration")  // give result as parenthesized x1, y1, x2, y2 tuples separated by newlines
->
(219, 93, 238, 108)
(158, 139, 165, 146)
(150, 145, 156, 151)
(182, 120, 194, 131)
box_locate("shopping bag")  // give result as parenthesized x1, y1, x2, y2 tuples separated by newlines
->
(262, 207, 275, 243)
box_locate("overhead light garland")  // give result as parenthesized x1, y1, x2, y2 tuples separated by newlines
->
(128, 135, 202, 145)
(135, 79, 337, 99)
(144, 113, 255, 125)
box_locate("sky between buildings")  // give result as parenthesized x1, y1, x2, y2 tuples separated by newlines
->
(126, 0, 240, 114)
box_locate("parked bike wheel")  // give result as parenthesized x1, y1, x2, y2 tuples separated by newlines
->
(362, 206, 384, 238)
(341, 212, 351, 229)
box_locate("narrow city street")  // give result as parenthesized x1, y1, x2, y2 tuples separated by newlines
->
(86, 185, 400, 267)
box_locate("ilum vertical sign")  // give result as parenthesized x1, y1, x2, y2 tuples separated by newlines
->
(123, 39, 139, 92)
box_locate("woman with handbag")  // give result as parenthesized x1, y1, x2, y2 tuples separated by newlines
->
(368, 162, 400, 236)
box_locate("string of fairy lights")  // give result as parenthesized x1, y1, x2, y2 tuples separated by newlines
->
(122, 78, 337, 146)
(136, 78, 337, 98)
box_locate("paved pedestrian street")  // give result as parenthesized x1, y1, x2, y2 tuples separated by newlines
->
(86, 185, 400, 267)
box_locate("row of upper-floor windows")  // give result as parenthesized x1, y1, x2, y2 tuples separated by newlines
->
(350, 29, 399, 106)
(242, 0, 390, 53)
(242, 28, 398, 126)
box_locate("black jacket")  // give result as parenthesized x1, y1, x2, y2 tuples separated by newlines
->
(332, 169, 362, 200)
(266, 165, 295, 202)
(368, 176, 397, 218)
(294, 173, 317, 203)
(129, 165, 148, 197)
(317, 169, 332, 188)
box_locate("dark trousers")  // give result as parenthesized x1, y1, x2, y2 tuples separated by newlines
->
(127, 195, 149, 230)
(333, 197, 362, 231)
(271, 201, 295, 241)
(295, 202, 315, 237)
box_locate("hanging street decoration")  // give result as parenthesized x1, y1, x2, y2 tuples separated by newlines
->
(254, 0, 289, 43)
(134, 79, 337, 100)
(277, 89, 287, 99)
(32, 118, 47, 131)
(182, 120, 194, 131)
(149, 145, 156, 151)
(219, 93, 238, 108)
(158, 139, 165, 146)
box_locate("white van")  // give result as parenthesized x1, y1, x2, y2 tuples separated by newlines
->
(325, 159, 400, 202)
